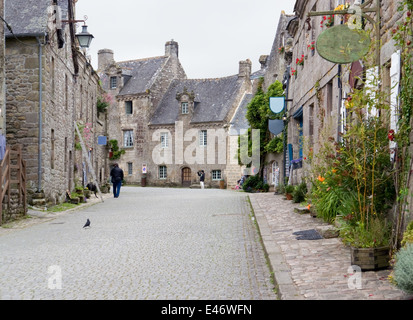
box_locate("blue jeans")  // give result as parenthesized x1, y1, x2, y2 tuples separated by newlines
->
(113, 181, 122, 198)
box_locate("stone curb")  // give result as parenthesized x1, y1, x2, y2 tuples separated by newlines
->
(248, 195, 303, 300)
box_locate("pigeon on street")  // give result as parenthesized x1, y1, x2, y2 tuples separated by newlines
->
(83, 219, 91, 228)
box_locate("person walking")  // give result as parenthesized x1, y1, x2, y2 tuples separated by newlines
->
(198, 170, 205, 189)
(110, 163, 124, 198)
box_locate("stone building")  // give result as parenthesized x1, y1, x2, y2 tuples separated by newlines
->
(279, 0, 411, 227)
(0, 0, 4, 138)
(148, 60, 253, 188)
(99, 41, 253, 188)
(257, 11, 296, 190)
(4, 0, 105, 205)
(97, 41, 187, 185)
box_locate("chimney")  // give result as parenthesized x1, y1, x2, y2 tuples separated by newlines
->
(259, 55, 269, 69)
(97, 48, 114, 71)
(165, 40, 179, 58)
(238, 59, 252, 79)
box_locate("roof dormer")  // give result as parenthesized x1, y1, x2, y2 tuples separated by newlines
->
(176, 87, 195, 116)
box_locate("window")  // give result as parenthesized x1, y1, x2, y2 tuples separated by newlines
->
(199, 130, 207, 146)
(159, 166, 167, 179)
(110, 76, 117, 89)
(212, 170, 221, 180)
(65, 74, 68, 110)
(51, 129, 55, 169)
(181, 102, 188, 114)
(128, 162, 133, 175)
(51, 57, 55, 98)
(160, 132, 169, 148)
(125, 101, 133, 115)
(124, 130, 133, 147)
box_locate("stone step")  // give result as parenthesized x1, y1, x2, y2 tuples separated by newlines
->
(32, 198, 46, 206)
(32, 192, 45, 199)
(294, 207, 310, 214)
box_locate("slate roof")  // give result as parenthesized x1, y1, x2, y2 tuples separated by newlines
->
(117, 57, 168, 96)
(229, 93, 252, 135)
(5, 0, 68, 36)
(150, 76, 243, 125)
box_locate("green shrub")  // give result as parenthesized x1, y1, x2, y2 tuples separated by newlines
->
(292, 182, 307, 203)
(394, 244, 413, 294)
(284, 184, 294, 194)
(339, 217, 391, 248)
(401, 221, 413, 247)
(242, 176, 269, 192)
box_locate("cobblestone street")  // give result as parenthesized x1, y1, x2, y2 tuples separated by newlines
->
(0, 187, 276, 300)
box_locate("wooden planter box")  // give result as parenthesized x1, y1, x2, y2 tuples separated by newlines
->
(350, 246, 390, 271)
(286, 193, 293, 200)
(219, 180, 225, 189)
(70, 197, 80, 204)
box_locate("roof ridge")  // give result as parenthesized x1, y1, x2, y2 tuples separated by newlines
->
(178, 74, 239, 82)
(118, 55, 167, 64)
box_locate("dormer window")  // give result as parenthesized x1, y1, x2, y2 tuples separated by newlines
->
(181, 102, 188, 114)
(176, 87, 195, 115)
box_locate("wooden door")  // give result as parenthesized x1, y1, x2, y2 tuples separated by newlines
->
(182, 167, 191, 187)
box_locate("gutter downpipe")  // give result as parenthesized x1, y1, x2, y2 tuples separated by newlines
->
(36, 36, 44, 192)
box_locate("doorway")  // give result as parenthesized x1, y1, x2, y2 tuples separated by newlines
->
(182, 167, 191, 187)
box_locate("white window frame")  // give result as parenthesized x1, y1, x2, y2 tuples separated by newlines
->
(159, 166, 167, 179)
(181, 102, 188, 114)
(160, 132, 169, 149)
(124, 130, 133, 147)
(212, 170, 221, 180)
(199, 130, 207, 147)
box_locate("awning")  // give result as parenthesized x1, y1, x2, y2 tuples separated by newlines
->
(292, 106, 303, 119)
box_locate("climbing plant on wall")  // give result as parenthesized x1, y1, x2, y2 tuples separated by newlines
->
(241, 78, 284, 173)
(391, 0, 413, 250)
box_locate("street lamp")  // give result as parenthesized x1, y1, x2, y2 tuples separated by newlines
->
(75, 24, 94, 49)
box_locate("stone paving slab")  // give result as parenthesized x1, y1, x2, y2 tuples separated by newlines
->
(249, 192, 413, 300)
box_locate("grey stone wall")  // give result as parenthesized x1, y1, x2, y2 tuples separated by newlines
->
(5, 25, 103, 205)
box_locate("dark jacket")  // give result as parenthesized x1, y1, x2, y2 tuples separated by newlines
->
(110, 166, 124, 183)
(198, 171, 205, 182)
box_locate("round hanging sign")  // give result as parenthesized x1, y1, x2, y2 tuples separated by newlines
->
(316, 25, 371, 64)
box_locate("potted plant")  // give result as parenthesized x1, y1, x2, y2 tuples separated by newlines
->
(296, 54, 305, 67)
(285, 184, 294, 200)
(69, 192, 80, 204)
(339, 217, 391, 270)
(75, 185, 84, 195)
(83, 188, 91, 199)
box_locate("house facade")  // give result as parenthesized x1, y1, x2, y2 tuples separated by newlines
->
(148, 60, 252, 188)
(258, 11, 296, 190)
(99, 41, 253, 188)
(278, 0, 411, 226)
(0, 0, 4, 138)
(4, 0, 105, 205)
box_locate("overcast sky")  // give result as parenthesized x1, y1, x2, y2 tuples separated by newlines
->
(75, 0, 297, 79)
